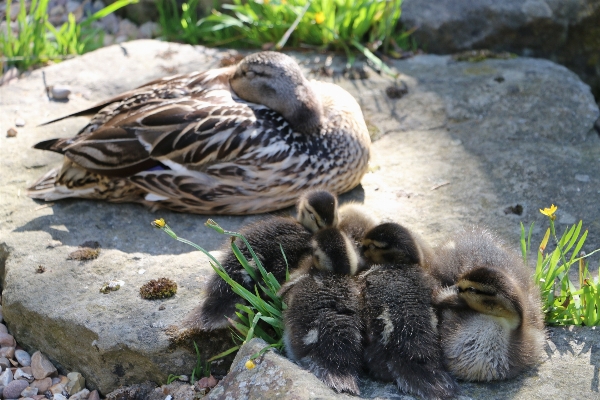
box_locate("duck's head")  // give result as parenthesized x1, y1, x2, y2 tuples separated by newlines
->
(457, 266, 523, 328)
(312, 228, 360, 276)
(230, 51, 323, 134)
(362, 222, 422, 266)
(296, 189, 338, 233)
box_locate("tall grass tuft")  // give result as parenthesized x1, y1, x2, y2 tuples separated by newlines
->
(0, 0, 137, 72)
(157, 0, 412, 74)
(151, 218, 286, 361)
(522, 205, 600, 326)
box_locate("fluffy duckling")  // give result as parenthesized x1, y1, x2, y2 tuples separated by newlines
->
(360, 223, 459, 400)
(431, 228, 546, 381)
(280, 228, 363, 395)
(198, 190, 337, 330)
(337, 202, 379, 248)
(361, 221, 434, 269)
(28, 51, 370, 215)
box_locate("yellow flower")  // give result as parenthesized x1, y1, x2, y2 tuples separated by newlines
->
(152, 218, 166, 228)
(539, 204, 557, 220)
(245, 360, 256, 370)
(315, 11, 325, 24)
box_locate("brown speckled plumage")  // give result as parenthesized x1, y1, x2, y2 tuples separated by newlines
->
(28, 52, 370, 214)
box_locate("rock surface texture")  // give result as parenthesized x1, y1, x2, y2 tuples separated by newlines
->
(400, 0, 600, 98)
(212, 330, 600, 400)
(0, 40, 599, 395)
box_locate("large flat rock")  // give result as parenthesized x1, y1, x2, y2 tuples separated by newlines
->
(0, 40, 599, 394)
(400, 0, 600, 98)
(212, 327, 600, 400)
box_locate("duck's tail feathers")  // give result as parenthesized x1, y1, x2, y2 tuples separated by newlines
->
(396, 367, 459, 400)
(33, 138, 69, 154)
(27, 168, 95, 201)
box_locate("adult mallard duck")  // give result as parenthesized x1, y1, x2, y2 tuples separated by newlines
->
(28, 51, 371, 214)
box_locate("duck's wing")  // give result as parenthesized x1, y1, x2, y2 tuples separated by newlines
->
(39, 66, 235, 127)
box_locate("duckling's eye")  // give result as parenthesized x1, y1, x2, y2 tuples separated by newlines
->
(369, 243, 376, 250)
(310, 213, 316, 221)
(245, 70, 256, 79)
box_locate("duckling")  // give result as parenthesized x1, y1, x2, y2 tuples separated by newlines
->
(337, 202, 379, 248)
(431, 228, 546, 382)
(296, 189, 339, 233)
(280, 227, 363, 395)
(198, 190, 338, 330)
(361, 222, 434, 269)
(27, 51, 370, 215)
(360, 223, 459, 400)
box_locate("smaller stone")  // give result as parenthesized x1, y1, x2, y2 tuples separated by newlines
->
(14, 118, 25, 127)
(3, 378, 28, 398)
(15, 350, 31, 367)
(0, 356, 10, 369)
(0, 324, 6, 334)
(65, 1, 79, 13)
(88, 389, 100, 400)
(0, 366, 13, 385)
(49, 381, 65, 395)
(0, 346, 15, 359)
(14, 368, 34, 382)
(30, 377, 52, 393)
(49, 5, 65, 17)
(0, 333, 15, 347)
(21, 386, 39, 397)
(115, 35, 128, 44)
(92, 0, 105, 12)
(31, 352, 57, 380)
(575, 174, 590, 182)
(50, 85, 71, 100)
(6, 127, 17, 137)
(138, 21, 159, 39)
(65, 372, 85, 395)
(51, 377, 61, 385)
(103, 34, 115, 46)
(69, 388, 90, 400)
(32, 395, 46, 400)
(53, 393, 68, 400)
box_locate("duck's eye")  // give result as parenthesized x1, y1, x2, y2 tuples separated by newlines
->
(245, 71, 256, 79)
(466, 287, 477, 293)
(369, 243, 376, 251)
(310, 213, 316, 221)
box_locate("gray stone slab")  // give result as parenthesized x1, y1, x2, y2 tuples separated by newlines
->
(400, 0, 600, 97)
(211, 327, 600, 399)
(0, 40, 599, 394)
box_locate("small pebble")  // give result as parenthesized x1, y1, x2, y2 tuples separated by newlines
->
(88, 389, 101, 400)
(66, 371, 85, 394)
(30, 377, 52, 393)
(0, 356, 10, 369)
(31, 351, 57, 380)
(69, 388, 90, 400)
(575, 174, 590, 182)
(21, 386, 39, 397)
(0, 332, 15, 347)
(50, 85, 71, 100)
(7, 127, 18, 137)
(53, 393, 68, 400)
(15, 349, 32, 367)
(0, 324, 7, 334)
(15, 118, 25, 127)
(2, 378, 28, 398)
(14, 368, 34, 382)
(0, 366, 13, 385)
(0, 346, 15, 358)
